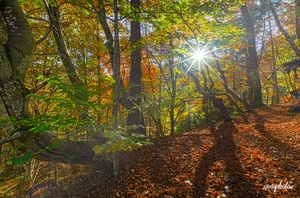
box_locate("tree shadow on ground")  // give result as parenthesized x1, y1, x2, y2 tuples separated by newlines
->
(250, 110, 300, 194)
(232, 105, 299, 196)
(193, 121, 264, 197)
(246, 107, 300, 169)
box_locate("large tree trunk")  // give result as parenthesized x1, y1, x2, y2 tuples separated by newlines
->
(241, 4, 264, 109)
(0, 0, 108, 165)
(0, 0, 34, 124)
(126, 0, 146, 135)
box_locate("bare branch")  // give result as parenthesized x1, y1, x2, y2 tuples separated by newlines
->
(262, 0, 300, 56)
(0, 131, 23, 145)
(35, 27, 51, 46)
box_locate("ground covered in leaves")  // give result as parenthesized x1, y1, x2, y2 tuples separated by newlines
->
(30, 103, 299, 198)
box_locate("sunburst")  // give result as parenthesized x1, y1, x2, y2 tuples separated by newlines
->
(167, 38, 232, 77)
(182, 39, 214, 76)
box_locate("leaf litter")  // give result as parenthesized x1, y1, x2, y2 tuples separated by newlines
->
(30, 103, 299, 198)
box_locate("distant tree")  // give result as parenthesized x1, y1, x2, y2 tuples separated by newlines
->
(266, 0, 300, 56)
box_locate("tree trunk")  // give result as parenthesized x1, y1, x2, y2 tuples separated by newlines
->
(92, 0, 114, 65)
(169, 37, 176, 135)
(0, 0, 34, 123)
(268, 10, 279, 104)
(111, 0, 121, 176)
(241, 4, 264, 109)
(43, 0, 91, 136)
(44, 0, 81, 86)
(126, 0, 146, 135)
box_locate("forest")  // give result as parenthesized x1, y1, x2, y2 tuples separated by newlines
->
(0, 0, 299, 197)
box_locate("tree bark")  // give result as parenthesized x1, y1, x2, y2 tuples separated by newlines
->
(44, 0, 82, 86)
(169, 36, 176, 135)
(43, 0, 93, 137)
(92, 0, 114, 65)
(241, 4, 264, 109)
(126, 0, 146, 135)
(0, 0, 34, 122)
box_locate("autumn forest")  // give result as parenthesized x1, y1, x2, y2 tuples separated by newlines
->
(0, 0, 299, 197)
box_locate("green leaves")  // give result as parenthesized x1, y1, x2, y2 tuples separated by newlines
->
(25, 74, 114, 134)
(11, 153, 32, 165)
(0, 117, 7, 126)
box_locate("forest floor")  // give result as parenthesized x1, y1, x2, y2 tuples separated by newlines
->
(27, 102, 299, 198)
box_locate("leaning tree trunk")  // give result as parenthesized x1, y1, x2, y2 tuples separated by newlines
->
(241, 4, 264, 109)
(180, 63, 231, 122)
(0, 0, 108, 165)
(43, 0, 92, 136)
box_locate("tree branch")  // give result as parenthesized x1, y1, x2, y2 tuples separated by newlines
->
(35, 27, 51, 46)
(262, 0, 300, 56)
(0, 131, 23, 145)
(30, 81, 48, 93)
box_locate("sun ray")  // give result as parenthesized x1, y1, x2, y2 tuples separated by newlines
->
(183, 58, 198, 77)
(167, 37, 238, 77)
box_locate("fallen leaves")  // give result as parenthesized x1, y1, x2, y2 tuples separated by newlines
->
(30, 103, 300, 197)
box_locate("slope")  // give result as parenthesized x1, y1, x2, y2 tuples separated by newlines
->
(30, 103, 300, 198)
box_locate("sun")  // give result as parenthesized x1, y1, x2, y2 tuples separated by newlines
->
(171, 38, 226, 77)
(181, 40, 215, 76)
(171, 38, 234, 78)
(192, 49, 206, 61)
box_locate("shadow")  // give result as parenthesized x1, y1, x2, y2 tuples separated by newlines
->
(251, 110, 300, 173)
(193, 121, 263, 197)
(235, 105, 287, 125)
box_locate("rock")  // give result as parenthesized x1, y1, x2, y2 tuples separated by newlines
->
(287, 105, 300, 113)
